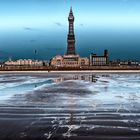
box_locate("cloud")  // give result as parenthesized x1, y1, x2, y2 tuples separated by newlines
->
(55, 22, 63, 26)
(30, 40, 36, 43)
(24, 27, 34, 31)
(80, 24, 84, 26)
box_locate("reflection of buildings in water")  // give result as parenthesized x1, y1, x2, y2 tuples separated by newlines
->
(53, 76, 80, 83)
(104, 86, 108, 92)
(54, 75, 99, 84)
(89, 75, 98, 83)
(81, 75, 86, 81)
(72, 75, 78, 80)
(53, 77, 64, 83)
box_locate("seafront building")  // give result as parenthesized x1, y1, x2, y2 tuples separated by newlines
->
(119, 60, 139, 66)
(90, 50, 109, 66)
(5, 59, 43, 66)
(51, 7, 89, 68)
(110, 60, 139, 66)
(51, 55, 89, 67)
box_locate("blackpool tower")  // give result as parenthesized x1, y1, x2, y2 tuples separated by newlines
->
(66, 7, 76, 55)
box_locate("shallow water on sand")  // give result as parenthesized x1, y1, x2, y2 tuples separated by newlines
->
(0, 73, 140, 140)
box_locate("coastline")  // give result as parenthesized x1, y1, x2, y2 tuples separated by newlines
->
(1, 70, 140, 74)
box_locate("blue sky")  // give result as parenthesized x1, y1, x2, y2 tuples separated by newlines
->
(0, 0, 140, 61)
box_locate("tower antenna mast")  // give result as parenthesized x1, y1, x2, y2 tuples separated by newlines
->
(70, 0, 72, 7)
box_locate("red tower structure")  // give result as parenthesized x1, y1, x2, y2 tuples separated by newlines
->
(67, 7, 76, 55)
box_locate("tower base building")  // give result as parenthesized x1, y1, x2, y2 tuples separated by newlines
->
(51, 55, 89, 68)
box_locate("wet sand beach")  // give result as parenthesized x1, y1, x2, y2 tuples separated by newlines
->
(0, 73, 140, 140)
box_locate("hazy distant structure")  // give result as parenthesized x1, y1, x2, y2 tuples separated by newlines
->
(90, 50, 109, 66)
(51, 8, 89, 67)
(67, 7, 76, 55)
(0, 62, 4, 67)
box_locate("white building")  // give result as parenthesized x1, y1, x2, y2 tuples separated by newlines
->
(5, 59, 43, 66)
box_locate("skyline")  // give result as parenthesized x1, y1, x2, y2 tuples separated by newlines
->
(0, 0, 140, 61)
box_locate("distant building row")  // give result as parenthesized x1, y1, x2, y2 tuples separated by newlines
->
(5, 59, 43, 66)
(4, 50, 108, 67)
(4, 56, 139, 68)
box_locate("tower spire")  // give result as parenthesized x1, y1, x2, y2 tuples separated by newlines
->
(66, 7, 76, 55)
(70, 6, 72, 13)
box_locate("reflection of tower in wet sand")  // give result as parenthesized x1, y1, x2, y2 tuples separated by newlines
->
(69, 93, 75, 125)
(91, 75, 98, 83)
(88, 75, 98, 83)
